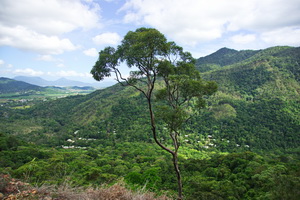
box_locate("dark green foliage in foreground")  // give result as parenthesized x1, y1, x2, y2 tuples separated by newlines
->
(183, 151, 300, 200)
(1, 133, 300, 199)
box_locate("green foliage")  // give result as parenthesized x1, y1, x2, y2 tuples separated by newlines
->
(1, 45, 300, 199)
(2, 46, 296, 151)
(91, 27, 169, 84)
(1, 140, 299, 199)
(211, 104, 237, 121)
(196, 47, 260, 71)
(183, 151, 300, 200)
(0, 77, 42, 93)
(156, 60, 217, 133)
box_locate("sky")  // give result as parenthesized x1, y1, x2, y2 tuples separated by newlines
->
(1, 0, 300, 84)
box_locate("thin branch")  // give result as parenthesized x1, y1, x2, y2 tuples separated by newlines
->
(114, 68, 148, 97)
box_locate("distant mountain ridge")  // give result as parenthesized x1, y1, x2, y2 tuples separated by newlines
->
(196, 47, 261, 72)
(0, 77, 43, 93)
(13, 76, 113, 88)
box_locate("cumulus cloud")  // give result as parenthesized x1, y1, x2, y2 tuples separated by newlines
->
(0, 25, 78, 54)
(0, 0, 100, 54)
(37, 55, 55, 62)
(0, 0, 100, 35)
(7, 64, 13, 68)
(120, 0, 300, 47)
(14, 68, 44, 76)
(93, 32, 121, 45)
(11, 68, 91, 78)
(83, 48, 99, 57)
(48, 70, 91, 78)
(0, 59, 4, 65)
(57, 63, 66, 68)
(37, 55, 63, 62)
(230, 34, 256, 45)
(261, 27, 300, 46)
(11, 68, 92, 78)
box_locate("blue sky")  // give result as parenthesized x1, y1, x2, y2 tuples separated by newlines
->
(1, 0, 300, 84)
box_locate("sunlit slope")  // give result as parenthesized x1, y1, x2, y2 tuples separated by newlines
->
(27, 46, 300, 150)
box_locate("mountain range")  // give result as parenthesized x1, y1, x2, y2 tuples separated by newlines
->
(0, 77, 43, 93)
(1, 46, 299, 152)
(13, 76, 114, 88)
(1, 45, 299, 200)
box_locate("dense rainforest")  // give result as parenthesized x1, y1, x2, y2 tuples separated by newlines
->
(1, 46, 300, 199)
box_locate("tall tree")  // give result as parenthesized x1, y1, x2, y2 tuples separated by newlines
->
(91, 27, 217, 199)
(156, 61, 217, 198)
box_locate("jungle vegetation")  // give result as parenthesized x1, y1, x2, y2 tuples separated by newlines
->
(1, 42, 299, 199)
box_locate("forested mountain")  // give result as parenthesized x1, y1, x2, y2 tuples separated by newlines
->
(196, 47, 260, 72)
(2, 46, 299, 150)
(195, 46, 300, 150)
(1, 46, 299, 199)
(0, 77, 42, 93)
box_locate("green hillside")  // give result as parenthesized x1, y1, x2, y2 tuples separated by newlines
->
(195, 46, 300, 150)
(0, 77, 42, 93)
(2, 46, 299, 151)
(0, 77, 95, 103)
(196, 47, 260, 72)
(1, 46, 299, 199)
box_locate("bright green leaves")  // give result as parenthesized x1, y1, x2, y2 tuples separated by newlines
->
(90, 28, 217, 199)
(91, 27, 200, 88)
(156, 66, 217, 109)
(155, 49, 217, 134)
(155, 73, 217, 132)
(156, 105, 189, 133)
(91, 47, 118, 81)
(120, 28, 168, 69)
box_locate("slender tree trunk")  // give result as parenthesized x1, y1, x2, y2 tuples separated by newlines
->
(146, 97, 183, 200)
(147, 97, 174, 155)
(172, 152, 183, 200)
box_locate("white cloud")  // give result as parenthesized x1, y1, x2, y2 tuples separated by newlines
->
(227, 0, 300, 32)
(48, 70, 91, 78)
(11, 68, 91, 79)
(0, 0, 100, 54)
(37, 55, 55, 62)
(0, 0, 100, 35)
(120, 0, 300, 47)
(84, 0, 94, 3)
(0, 25, 79, 54)
(93, 32, 121, 45)
(83, 48, 99, 57)
(7, 64, 13, 68)
(57, 63, 66, 68)
(261, 27, 300, 46)
(14, 68, 44, 76)
(230, 34, 256, 45)
(37, 55, 63, 62)
(0, 60, 4, 65)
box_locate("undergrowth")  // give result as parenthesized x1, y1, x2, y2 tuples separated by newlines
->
(0, 174, 171, 200)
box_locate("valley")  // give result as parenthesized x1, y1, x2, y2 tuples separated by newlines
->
(0, 77, 96, 109)
(1, 46, 300, 199)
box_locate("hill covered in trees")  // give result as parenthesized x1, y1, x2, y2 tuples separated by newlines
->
(8, 46, 297, 151)
(0, 77, 43, 93)
(196, 47, 260, 72)
(1, 46, 299, 199)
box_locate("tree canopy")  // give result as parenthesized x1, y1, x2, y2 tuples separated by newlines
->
(91, 27, 217, 199)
